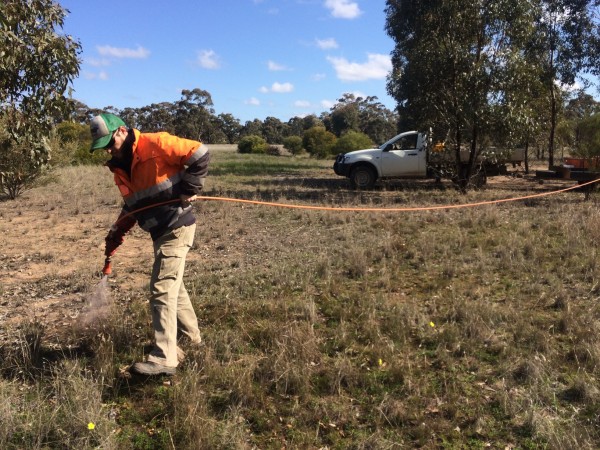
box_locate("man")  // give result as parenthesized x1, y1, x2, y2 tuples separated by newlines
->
(89, 113, 210, 376)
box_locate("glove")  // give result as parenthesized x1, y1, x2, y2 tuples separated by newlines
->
(104, 210, 136, 257)
(105, 230, 123, 257)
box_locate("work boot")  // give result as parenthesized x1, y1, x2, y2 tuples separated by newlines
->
(130, 361, 176, 376)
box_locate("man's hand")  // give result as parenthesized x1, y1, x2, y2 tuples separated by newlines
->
(105, 229, 124, 257)
(104, 210, 136, 257)
(180, 194, 198, 208)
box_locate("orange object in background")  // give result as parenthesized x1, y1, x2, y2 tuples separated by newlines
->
(564, 158, 588, 169)
(563, 157, 600, 170)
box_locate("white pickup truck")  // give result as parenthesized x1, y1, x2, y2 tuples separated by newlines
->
(333, 130, 523, 189)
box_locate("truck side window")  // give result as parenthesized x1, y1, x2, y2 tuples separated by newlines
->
(399, 134, 418, 150)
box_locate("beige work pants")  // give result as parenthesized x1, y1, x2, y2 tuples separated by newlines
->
(147, 224, 201, 367)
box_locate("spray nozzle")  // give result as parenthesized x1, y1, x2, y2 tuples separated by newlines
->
(102, 257, 112, 276)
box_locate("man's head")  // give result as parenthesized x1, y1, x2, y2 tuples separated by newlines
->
(89, 113, 128, 153)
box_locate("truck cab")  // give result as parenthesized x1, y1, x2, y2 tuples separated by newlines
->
(333, 131, 428, 189)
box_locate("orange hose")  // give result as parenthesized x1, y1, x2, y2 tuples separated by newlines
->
(195, 177, 600, 212)
(112, 177, 600, 226)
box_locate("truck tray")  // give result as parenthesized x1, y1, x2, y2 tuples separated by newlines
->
(535, 168, 600, 182)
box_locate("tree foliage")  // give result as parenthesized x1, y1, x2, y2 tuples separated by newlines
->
(282, 136, 304, 155)
(302, 127, 337, 159)
(332, 131, 373, 154)
(0, 0, 81, 198)
(215, 113, 242, 144)
(237, 135, 268, 154)
(329, 93, 397, 144)
(574, 114, 600, 157)
(174, 88, 215, 142)
(0, 113, 51, 198)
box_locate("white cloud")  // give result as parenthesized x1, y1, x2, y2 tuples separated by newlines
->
(321, 99, 335, 109)
(316, 38, 339, 50)
(327, 53, 392, 81)
(197, 50, 221, 69)
(324, 0, 362, 19)
(312, 73, 327, 81)
(87, 57, 111, 67)
(83, 70, 109, 80)
(246, 97, 261, 106)
(268, 60, 288, 71)
(294, 100, 311, 108)
(259, 82, 295, 94)
(96, 45, 150, 59)
(271, 82, 294, 93)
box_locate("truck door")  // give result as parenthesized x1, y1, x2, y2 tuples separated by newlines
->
(380, 132, 424, 177)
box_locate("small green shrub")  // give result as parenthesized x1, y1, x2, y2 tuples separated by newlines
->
(574, 113, 600, 158)
(282, 136, 304, 155)
(71, 145, 109, 165)
(0, 117, 50, 199)
(332, 130, 373, 154)
(302, 127, 337, 159)
(56, 121, 89, 144)
(238, 135, 268, 154)
(51, 122, 108, 167)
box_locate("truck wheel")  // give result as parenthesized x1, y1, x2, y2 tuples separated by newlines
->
(350, 166, 376, 189)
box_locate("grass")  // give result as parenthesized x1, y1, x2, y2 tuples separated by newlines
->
(2, 146, 600, 448)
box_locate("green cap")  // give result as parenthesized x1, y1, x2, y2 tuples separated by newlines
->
(89, 113, 127, 152)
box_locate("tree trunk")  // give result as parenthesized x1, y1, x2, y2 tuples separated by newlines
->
(454, 126, 463, 187)
(524, 134, 530, 174)
(548, 83, 556, 169)
(466, 123, 479, 188)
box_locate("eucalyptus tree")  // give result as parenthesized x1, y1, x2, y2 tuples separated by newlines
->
(286, 116, 306, 137)
(262, 116, 285, 144)
(356, 96, 398, 144)
(67, 99, 96, 124)
(329, 94, 361, 136)
(561, 91, 600, 155)
(174, 88, 215, 142)
(207, 116, 228, 144)
(0, 0, 81, 198)
(241, 119, 264, 138)
(118, 106, 141, 130)
(329, 93, 397, 144)
(574, 113, 600, 158)
(533, 0, 600, 167)
(385, 0, 540, 188)
(136, 102, 176, 133)
(565, 91, 600, 120)
(215, 113, 242, 144)
(301, 115, 324, 131)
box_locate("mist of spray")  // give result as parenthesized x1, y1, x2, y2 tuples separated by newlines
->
(79, 275, 113, 325)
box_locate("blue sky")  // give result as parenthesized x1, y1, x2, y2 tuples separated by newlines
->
(59, 0, 396, 124)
